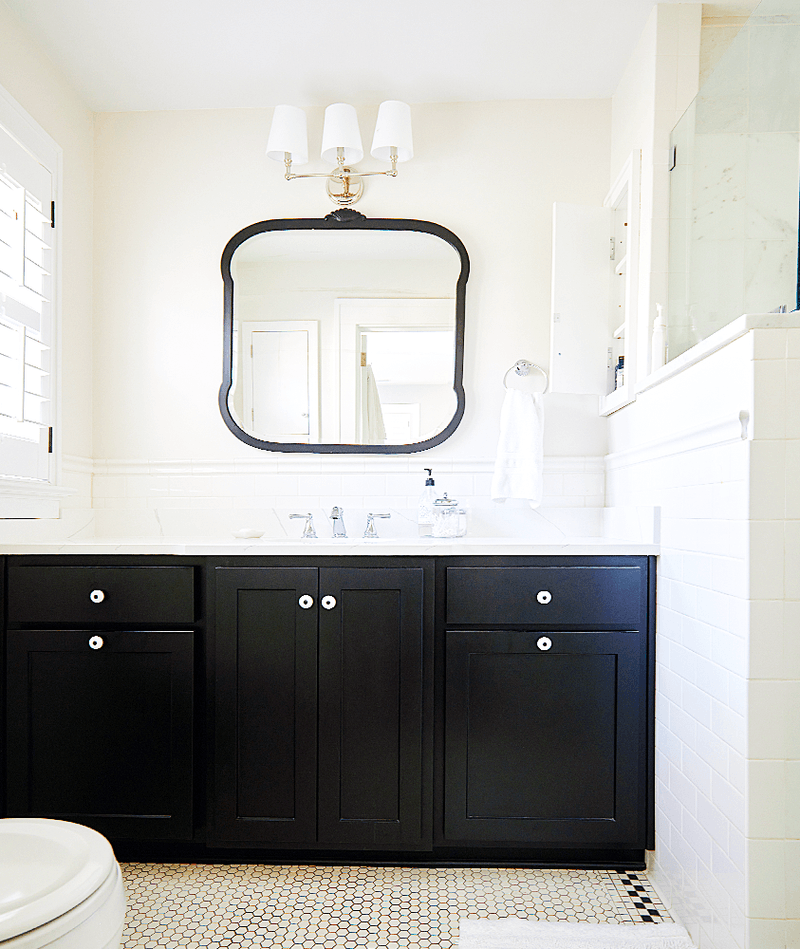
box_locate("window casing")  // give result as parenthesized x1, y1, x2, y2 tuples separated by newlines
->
(0, 85, 62, 515)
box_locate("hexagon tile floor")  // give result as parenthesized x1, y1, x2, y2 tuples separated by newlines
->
(120, 863, 672, 948)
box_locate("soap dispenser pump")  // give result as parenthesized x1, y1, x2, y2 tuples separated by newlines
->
(418, 468, 436, 536)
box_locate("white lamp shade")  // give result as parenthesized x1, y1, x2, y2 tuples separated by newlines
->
(321, 103, 364, 164)
(371, 100, 413, 162)
(266, 105, 309, 165)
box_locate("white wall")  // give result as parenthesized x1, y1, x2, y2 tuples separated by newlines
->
(91, 100, 610, 465)
(65, 98, 609, 536)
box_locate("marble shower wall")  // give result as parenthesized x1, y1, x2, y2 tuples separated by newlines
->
(668, 1, 800, 360)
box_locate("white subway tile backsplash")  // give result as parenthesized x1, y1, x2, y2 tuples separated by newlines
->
(696, 587, 731, 630)
(749, 440, 786, 520)
(746, 839, 786, 918)
(785, 360, 800, 440)
(711, 628, 748, 678)
(749, 601, 786, 679)
(783, 521, 800, 600)
(747, 760, 786, 839)
(683, 745, 713, 800)
(749, 521, 785, 600)
(297, 474, 343, 497)
(696, 791, 730, 851)
(746, 918, 787, 949)
(748, 679, 788, 760)
(683, 811, 714, 868)
(786, 762, 800, 839)
(694, 718, 730, 775)
(711, 839, 746, 908)
(753, 359, 787, 440)
(752, 329, 788, 360)
(711, 700, 747, 757)
(694, 656, 729, 704)
(786, 681, 800, 759)
(710, 556, 748, 597)
(683, 683, 713, 731)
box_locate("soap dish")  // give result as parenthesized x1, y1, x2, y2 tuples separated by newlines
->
(232, 528, 264, 539)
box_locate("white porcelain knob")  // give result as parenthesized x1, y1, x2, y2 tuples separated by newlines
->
(537, 636, 552, 652)
(536, 590, 552, 605)
(298, 595, 314, 610)
(89, 636, 104, 650)
(89, 589, 105, 603)
(321, 595, 336, 610)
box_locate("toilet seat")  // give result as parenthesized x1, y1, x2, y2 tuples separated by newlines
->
(0, 819, 122, 946)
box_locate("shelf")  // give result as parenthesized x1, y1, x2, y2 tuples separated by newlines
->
(600, 384, 636, 416)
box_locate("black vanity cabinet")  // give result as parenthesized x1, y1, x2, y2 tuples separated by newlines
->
(210, 560, 432, 850)
(440, 558, 655, 855)
(1, 552, 654, 863)
(4, 561, 197, 841)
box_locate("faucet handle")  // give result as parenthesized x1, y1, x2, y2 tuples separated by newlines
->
(363, 512, 391, 539)
(289, 512, 317, 539)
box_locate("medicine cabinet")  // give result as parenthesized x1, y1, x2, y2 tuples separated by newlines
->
(549, 151, 641, 415)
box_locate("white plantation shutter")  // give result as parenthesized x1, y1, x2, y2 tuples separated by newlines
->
(0, 103, 55, 483)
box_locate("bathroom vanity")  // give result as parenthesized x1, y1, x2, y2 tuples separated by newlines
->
(1, 550, 655, 867)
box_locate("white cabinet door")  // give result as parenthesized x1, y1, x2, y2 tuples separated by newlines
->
(549, 203, 611, 395)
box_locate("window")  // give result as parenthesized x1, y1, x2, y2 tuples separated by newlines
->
(0, 86, 59, 507)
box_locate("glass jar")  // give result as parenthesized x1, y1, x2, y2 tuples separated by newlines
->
(431, 494, 467, 538)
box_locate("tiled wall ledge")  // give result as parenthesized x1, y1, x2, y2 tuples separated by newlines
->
(636, 311, 800, 397)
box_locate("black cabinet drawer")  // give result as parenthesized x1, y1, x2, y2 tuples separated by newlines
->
(445, 564, 646, 628)
(7, 565, 195, 624)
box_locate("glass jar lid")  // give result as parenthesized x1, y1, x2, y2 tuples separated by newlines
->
(433, 493, 457, 508)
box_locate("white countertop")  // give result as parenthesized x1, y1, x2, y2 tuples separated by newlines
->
(0, 537, 658, 556)
(0, 506, 660, 556)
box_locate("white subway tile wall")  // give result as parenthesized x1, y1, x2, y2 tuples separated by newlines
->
(607, 327, 800, 949)
(59, 457, 605, 539)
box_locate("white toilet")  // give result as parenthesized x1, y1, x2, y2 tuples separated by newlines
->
(0, 819, 126, 948)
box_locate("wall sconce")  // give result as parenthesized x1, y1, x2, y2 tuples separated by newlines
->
(266, 101, 413, 206)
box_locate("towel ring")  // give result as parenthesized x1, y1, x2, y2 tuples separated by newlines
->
(503, 359, 548, 394)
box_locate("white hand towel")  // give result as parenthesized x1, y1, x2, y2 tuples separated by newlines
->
(491, 388, 544, 508)
(360, 364, 386, 445)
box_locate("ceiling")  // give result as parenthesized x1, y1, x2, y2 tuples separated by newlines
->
(3, 0, 703, 113)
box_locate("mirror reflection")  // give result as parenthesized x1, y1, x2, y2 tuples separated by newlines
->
(220, 218, 468, 453)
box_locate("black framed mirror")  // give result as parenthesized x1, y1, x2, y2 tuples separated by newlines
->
(219, 209, 468, 453)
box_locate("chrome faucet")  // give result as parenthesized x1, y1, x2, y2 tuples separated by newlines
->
(329, 506, 347, 538)
(289, 512, 317, 539)
(363, 512, 391, 539)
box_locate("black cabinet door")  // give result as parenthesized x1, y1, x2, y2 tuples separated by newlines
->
(317, 567, 427, 849)
(212, 564, 428, 850)
(444, 629, 647, 847)
(5, 629, 194, 840)
(212, 567, 318, 844)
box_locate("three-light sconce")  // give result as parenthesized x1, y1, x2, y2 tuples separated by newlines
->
(266, 101, 413, 206)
